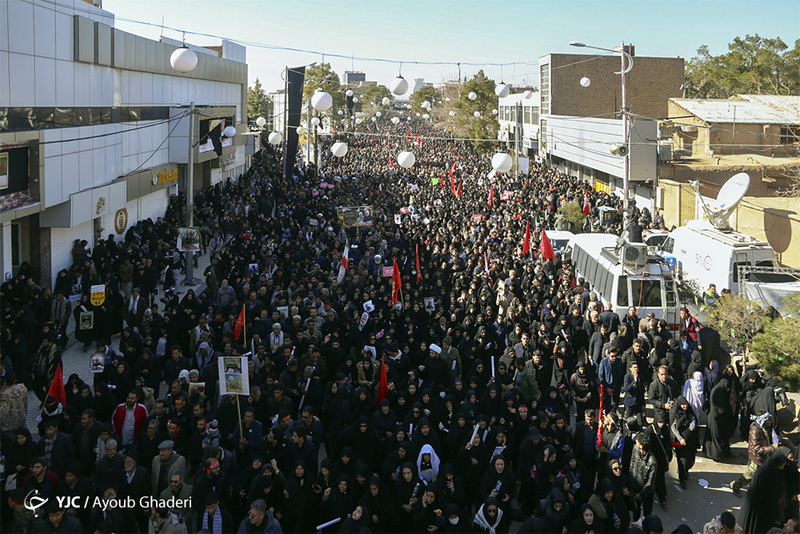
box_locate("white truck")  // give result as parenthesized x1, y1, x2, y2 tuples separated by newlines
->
(657, 219, 776, 294)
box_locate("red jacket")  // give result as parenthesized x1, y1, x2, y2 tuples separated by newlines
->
(112, 403, 148, 443)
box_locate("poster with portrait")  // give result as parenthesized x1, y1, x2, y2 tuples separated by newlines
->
(177, 227, 201, 252)
(90, 352, 105, 374)
(79, 311, 94, 330)
(218, 356, 249, 395)
(424, 297, 436, 312)
(189, 382, 206, 396)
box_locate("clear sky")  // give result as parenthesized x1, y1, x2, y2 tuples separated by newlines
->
(104, 0, 799, 94)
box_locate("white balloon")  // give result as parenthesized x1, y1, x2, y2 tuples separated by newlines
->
(222, 126, 236, 138)
(311, 117, 321, 127)
(267, 132, 282, 145)
(345, 89, 354, 97)
(296, 126, 306, 136)
(397, 151, 416, 169)
(382, 97, 391, 106)
(495, 83, 509, 98)
(491, 152, 513, 173)
(468, 91, 477, 101)
(311, 90, 333, 112)
(170, 46, 198, 73)
(523, 90, 533, 99)
(255, 116, 266, 128)
(492, 109, 498, 115)
(473, 111, 481, 117)
(355, 118, 362, 125)
(337, 110, 343, 115)
(580, 77, 591, 88)
(407, 117, 412, 121)
(391, 117, 400, 125)
(371, 117, 376, 122)
(331, 142, 348, 157)
(449, 111, 455, 117)
(445, 97, 450, 102)
(422, 113, 430, 119)
(416, 113, 421, 117)
(421, 100, 431, 109)
(376, 111, 382, 117)
(391, 76, 409, 96)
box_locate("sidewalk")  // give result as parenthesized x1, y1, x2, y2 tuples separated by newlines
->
(25, 251, 213, 440)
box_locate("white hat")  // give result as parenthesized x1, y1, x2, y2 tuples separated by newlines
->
(430, 344, 442, 354)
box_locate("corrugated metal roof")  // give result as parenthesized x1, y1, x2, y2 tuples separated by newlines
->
(671, 95, 800, 124)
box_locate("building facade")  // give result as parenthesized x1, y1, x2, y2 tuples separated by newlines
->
(0, 0, 247, 286)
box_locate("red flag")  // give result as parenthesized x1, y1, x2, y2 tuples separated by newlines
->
(389, 157, 395, 169)
(522, 221, 531, 255)
(234, 304, 245, 340)
(582, 192, 591, 216)
(456, 179, 462, 199)
(448, 161, 457, 178)
(596, 384, 605, 446)
(407, 130, 412, 141)
(415, 133, 421, 147)
(487, 186, 494, 207)
(440, 176, 445, 189)
(47, 363, 66, 408)
(391, 258, 402, 305)
(376, 358, 389, 408)
(415, 244, 422, 282)
(540, 228, 556, 261)
(333, 125, 337, 136)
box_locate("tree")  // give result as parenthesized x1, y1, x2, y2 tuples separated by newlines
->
(751, 293, 800, 388)
(247, 78, 271, 124)
(685, 35, 800, 98)
(453, 70, 499, 152)
(558, 201, 585, 228)
(303, 63, 345, 109)
(705, 293, 766, 359)
(361, 84, 392, 114)
(409, 86, 439, 114)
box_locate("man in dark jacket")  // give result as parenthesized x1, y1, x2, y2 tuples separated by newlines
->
(629, 433, 657, 520)
(648, 365, 678, 423)
(37, 419, 75, 479)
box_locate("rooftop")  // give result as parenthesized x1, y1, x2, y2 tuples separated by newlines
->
(671, 94, 800, 125)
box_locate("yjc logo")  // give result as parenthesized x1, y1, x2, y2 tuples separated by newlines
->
(23, 489, 48, 514)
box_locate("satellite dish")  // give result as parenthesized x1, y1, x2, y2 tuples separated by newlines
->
(690, 172, 750, 231)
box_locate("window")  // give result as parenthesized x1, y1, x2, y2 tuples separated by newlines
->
(617, 275, 629, 306)
(524, 106, 531, 124)
(780, 126, 800, 144)
(532, 106, 539, 124)
(540, 64, 550, 116)
(630, 279, 663, 307)
(661, 237, 674, 254)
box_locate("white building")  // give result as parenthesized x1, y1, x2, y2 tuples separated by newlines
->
(497, 92, 539, 155)
(0, 0, 247, 286)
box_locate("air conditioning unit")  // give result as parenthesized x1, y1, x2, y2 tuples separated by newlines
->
(620, 243, 648, 268)
(658, 142, 673, 162)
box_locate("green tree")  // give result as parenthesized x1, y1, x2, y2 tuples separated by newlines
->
(247, 78, 271, 124)
(409, 86, 439, 114)
(453, 70, 499, 151)
(705, 293, 766, 358)
(685, 35, 800, 98)
(558, 201, 585, 228)
(361, 84, 392, 109)
(303, 63, 345, 109)
(751, 294, 800, 388)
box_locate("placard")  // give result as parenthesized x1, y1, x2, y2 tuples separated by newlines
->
(90, 284, 106, 306)
(383, 266, 394, 278)
(424, 297, 436, 311)
(218, 356, 249, 395)
(177, 227, 201, 252)
(79, 311, 94, 330)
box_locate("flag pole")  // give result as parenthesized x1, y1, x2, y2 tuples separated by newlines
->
(236, 394, 244, 445)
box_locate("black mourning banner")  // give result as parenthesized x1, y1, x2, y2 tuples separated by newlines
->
(282, 66, 306, 179)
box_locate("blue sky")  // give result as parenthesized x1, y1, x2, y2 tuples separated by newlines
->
(105, 0, 799, 94)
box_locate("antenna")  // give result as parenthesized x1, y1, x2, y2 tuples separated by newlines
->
(689, 172, 750, 231)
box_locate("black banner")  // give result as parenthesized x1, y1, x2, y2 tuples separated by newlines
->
(282, 66, 305, 179)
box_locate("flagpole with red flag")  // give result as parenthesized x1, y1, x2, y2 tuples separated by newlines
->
(522, 221, 531, 255)
(597, 384, 605, 447)
(391, 258, 402, 305)
(415, 244, 422, 282)
(583, 191, 591, 216)
(234, 303, 246, 341)
(488, 186, 494, 207)
(47, 363, 66, 408)
(376, 358, 389, 408)
(456, 179, 462, 199)
(540, 228, 556, 261)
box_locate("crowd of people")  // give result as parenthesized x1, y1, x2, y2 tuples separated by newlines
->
(0, 116, 798, 534)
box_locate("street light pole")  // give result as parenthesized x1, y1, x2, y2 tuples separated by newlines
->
(570, 41, 634, 221)
(184, 101, 195, 285)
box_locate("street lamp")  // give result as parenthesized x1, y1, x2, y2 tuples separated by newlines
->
(570, 40, 634, 218)
(170, 44, 236, 286)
